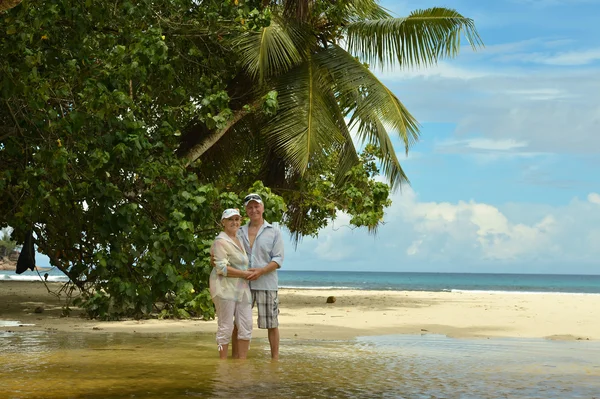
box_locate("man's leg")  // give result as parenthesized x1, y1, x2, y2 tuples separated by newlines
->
(260, 290, 279, 360)
(267, 327, 279, 360)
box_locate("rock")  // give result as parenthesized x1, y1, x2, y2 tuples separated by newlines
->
(326, 296, 336, 304)
(34, 306, 44, 313)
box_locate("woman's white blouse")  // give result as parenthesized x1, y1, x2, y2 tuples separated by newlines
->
(209, 231, 251, 302)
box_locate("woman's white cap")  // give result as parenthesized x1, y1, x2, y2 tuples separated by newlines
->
(221, 208, 241, 220)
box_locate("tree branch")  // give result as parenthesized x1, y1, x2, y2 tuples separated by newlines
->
(4, 100, 23, 138)
(0, 126, 18, 141)
(181, 99, 262, 168)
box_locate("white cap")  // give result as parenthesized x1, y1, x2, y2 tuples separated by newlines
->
(221, 208, 241, 220)
(243, 193, 263, 206)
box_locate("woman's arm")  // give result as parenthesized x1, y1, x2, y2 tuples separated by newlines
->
(224, 267, 250, 279)
(213, 240, 249, 278)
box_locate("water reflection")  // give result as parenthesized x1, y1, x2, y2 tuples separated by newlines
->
(0, 320, 35, 327)
(0, 331, 599, 398)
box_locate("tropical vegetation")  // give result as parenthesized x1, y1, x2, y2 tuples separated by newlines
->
(0, 0, 481, 319)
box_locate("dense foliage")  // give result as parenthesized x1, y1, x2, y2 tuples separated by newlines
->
(1, 0, 480, 319)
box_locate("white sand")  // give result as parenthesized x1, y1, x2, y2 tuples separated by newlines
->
(1, 281, 599, 341)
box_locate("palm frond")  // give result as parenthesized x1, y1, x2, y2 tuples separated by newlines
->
(352, 110, 410, 188)
(315, 44, 417, 187)
(345, 7, 483, 69)
(342, 0, 391, 21)
(261, 55, 345, 173)
(234, 18, 305, 84)
(320, 88, 360, 185)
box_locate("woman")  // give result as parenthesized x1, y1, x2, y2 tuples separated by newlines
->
(209, 208, 252, 359)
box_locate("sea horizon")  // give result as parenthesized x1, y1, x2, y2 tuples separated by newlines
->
(3, 268, 600, 295)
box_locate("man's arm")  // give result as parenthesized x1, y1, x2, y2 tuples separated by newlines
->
(270, 227, 284, 269)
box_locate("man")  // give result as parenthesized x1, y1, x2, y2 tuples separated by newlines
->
(215, 193, 284, 359)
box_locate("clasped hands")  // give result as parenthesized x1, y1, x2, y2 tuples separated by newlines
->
(244, 268, 263, 281)
(210, 254, 264, 281)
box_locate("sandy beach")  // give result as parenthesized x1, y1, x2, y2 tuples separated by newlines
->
(1, 280, 599, 341)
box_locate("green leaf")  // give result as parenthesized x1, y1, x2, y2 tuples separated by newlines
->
(345, 7, 483, 69)
(235, 18, 305, 84)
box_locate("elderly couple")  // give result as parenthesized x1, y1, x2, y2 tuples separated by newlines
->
(209, 193, 284, 360)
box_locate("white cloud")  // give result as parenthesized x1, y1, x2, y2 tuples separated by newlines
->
(537, 48, 600, 66)
(503, 88, 573, 101)
(588, 193, 600, 204)
(376, 61, 492, 81)
(286, 189, 600, 273)
(434, 138, 548, 164)
(500, 48, 600, 66)
(372, 26, 600, 155)
(313, 213, 355, 262)
(381, 66, 600, 155)
(441, 138, 528, 151)
(467, 138, 527, 151)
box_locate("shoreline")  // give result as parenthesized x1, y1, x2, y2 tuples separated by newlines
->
(1, 280, 599, 341)
(279, 286, 600, 296)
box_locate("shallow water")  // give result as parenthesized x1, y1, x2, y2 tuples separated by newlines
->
(0, 331, 599, 399)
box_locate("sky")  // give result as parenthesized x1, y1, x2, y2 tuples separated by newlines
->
(19, 0, 600, 275)
(285, 0, 600, 274)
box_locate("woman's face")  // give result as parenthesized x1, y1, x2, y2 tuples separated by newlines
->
(222, 215, 242, 235)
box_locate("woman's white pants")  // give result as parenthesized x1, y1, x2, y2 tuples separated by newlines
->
(214, 297, 252, 345)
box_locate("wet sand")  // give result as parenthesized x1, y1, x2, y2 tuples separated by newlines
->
(1, 281, 599, 341)
(2, 330, 598, 399)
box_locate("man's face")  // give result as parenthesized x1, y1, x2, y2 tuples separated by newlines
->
(245, 201, 264, 221)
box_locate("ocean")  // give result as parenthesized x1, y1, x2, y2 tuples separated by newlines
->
(278, 270, 600, 294)
(3, 268, 600, 294)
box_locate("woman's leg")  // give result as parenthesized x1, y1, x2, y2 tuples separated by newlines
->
(215, 298, 235, 359)
(233, 298, 253, 359)
(231, 325, 239, 358)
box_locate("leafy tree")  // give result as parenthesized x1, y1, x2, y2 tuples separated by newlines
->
(180, 1, 482, 186)
(1, 0, 260, 318)
(0, 0, 407, 319)
(0, 227, 16, 257)
(178, 0, 482, 236)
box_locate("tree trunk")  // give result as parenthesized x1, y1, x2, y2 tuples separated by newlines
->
(182, 99, 261, 167)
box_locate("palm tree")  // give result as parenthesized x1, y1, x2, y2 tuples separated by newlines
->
(181, 0, 482, 189)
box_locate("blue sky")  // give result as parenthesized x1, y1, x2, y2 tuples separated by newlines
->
(285, 0, 600, 274)
(14, 0, 599, 275)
